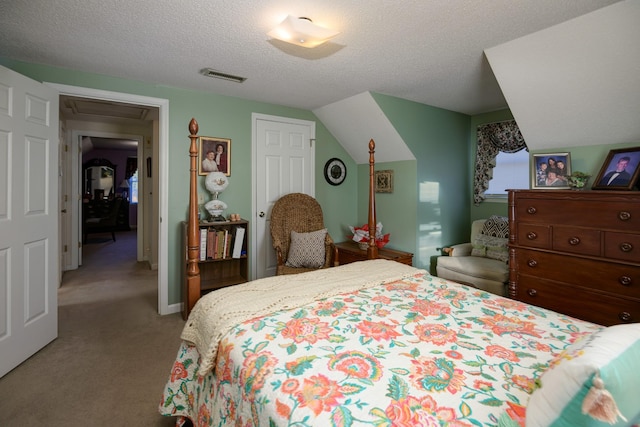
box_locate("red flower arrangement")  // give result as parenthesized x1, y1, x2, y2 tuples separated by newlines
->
(348, 223, 390, 248)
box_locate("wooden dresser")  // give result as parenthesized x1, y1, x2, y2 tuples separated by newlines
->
(335, 241, 413, 266)
(508, 190, 640, 325)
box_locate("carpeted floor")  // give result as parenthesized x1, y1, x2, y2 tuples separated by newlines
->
(0, 230, 185, 426)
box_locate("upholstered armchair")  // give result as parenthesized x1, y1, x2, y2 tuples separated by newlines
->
(436, 217, 509, 296)
(270, 193, 338, 275)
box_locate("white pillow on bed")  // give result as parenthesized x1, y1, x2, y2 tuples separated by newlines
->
(285, 229, 327, 268)
(526, 323, 640, 427)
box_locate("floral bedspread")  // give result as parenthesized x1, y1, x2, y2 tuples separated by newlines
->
(160, 271, 601, 426)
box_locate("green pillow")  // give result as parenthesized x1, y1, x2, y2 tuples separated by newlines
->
(471, 233, 508, 263)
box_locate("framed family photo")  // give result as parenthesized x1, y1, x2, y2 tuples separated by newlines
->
(198, 137, 231, 176)
(592, 147, 640, 190)
(531, 152, 571, 189)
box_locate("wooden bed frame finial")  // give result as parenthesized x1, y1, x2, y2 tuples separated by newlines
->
(184, 118, 201, 319)
(367, 139, 379, 259)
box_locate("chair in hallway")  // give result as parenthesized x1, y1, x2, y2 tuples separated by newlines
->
(83, 198, 123, 243)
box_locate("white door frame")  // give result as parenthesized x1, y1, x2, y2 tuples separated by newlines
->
(45, 83, 176, 315)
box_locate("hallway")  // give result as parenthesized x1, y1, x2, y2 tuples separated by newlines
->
(0, 230, 185, 426)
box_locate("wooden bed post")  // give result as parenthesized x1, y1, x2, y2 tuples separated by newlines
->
(367, 139, 379, 259)
(184, 118, 201, 320)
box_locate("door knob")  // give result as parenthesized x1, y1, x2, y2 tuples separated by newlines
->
(259, 211, 265, 217)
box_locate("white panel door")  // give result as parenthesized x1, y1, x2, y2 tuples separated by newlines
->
(0, 65, 59, 378)
(253, 114, 315, 279)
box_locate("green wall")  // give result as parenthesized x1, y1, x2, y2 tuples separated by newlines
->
(5, 58, 635, 304)
(0, 58, 357, 305)
(354, 159, 417, 253)
(370, 93, 470, 269)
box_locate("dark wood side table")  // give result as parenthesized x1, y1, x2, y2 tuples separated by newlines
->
(335, 241, 413, 266)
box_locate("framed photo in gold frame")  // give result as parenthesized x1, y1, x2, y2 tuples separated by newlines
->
(198, 137, 231, 176)
(531, 152, 571, 189)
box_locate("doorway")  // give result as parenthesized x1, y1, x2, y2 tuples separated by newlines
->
(79, 137, 140, 265)
(49, 83, 175, 315)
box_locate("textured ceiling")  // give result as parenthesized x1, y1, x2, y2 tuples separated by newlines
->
(0, 0, 620, 115)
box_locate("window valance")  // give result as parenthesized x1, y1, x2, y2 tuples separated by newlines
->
(474, 120, 527, 205)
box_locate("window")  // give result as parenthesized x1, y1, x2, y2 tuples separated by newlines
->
(485, 149, 529, 197)
(129, 171, 139, 204)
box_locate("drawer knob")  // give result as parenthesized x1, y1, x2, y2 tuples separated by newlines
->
(568, 237, 580, 246)
(619, 312, 632, 322)
(527, 259, 538, 267)
(619, 276, 632, 286)
(620, 242, 633, 253)
(526, 206, 537, 215)
(618, 211, 631, 221)
(527, 289, 537, 297)
(526, 231, 538, 240)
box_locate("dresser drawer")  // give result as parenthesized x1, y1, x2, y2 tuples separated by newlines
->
(513, 248, 640, 299)
(552, 226, 600, 256)
(604, 232, 640, 263)
(515, 274, 640, 326)
(514, 197, 640, 231)
(515, 223, 550, 249)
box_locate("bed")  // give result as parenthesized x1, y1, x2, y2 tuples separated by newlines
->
(160, 119, 640, 427)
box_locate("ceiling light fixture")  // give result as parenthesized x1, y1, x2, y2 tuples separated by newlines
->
(267, 15, 339, 48)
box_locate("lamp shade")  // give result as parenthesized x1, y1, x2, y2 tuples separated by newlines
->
(205, 171, 229, 194)
(267, 16, 339, 48)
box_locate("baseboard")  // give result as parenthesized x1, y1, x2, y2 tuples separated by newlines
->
(165, 302, 182, 315)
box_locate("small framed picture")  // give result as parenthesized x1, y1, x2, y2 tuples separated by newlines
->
(592, 147, 640, 190)
(531, 152, 571, 189)
(198, 137, 231, 176)
(375, 170, 394, 193)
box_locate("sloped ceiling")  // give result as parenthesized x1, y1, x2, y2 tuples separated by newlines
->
(313, 93, 415, 164)
(485, 0, 640, 151)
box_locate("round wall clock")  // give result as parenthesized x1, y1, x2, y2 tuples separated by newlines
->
(324, 158, 347, 186)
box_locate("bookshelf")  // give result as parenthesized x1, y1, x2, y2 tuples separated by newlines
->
(182, 219, 249, 316)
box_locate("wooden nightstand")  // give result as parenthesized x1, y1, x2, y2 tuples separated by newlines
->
(335, 241, 413, 266)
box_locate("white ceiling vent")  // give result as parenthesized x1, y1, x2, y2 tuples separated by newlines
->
(201, 68, 247, 83)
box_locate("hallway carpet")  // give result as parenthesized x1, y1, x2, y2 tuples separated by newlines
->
(0, 230, 185, 426)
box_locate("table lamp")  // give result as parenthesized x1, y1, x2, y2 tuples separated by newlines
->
(204, 172, 229, 221)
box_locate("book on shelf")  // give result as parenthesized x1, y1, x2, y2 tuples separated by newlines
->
(224, 230, 231, 258)
(222, 229, 229, 258)
(232, 226, 245, 259)
(216, 230, 225, 259)
(205, 228, 214, 259)
(199, 228, 207, 261)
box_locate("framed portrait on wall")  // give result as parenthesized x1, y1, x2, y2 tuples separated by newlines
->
(531, 152, 571, 189)
(198, 137, 231, 176)
(592, 147, 640, 190)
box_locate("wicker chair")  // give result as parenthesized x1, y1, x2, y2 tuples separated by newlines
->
(270, 193, 338, 275)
